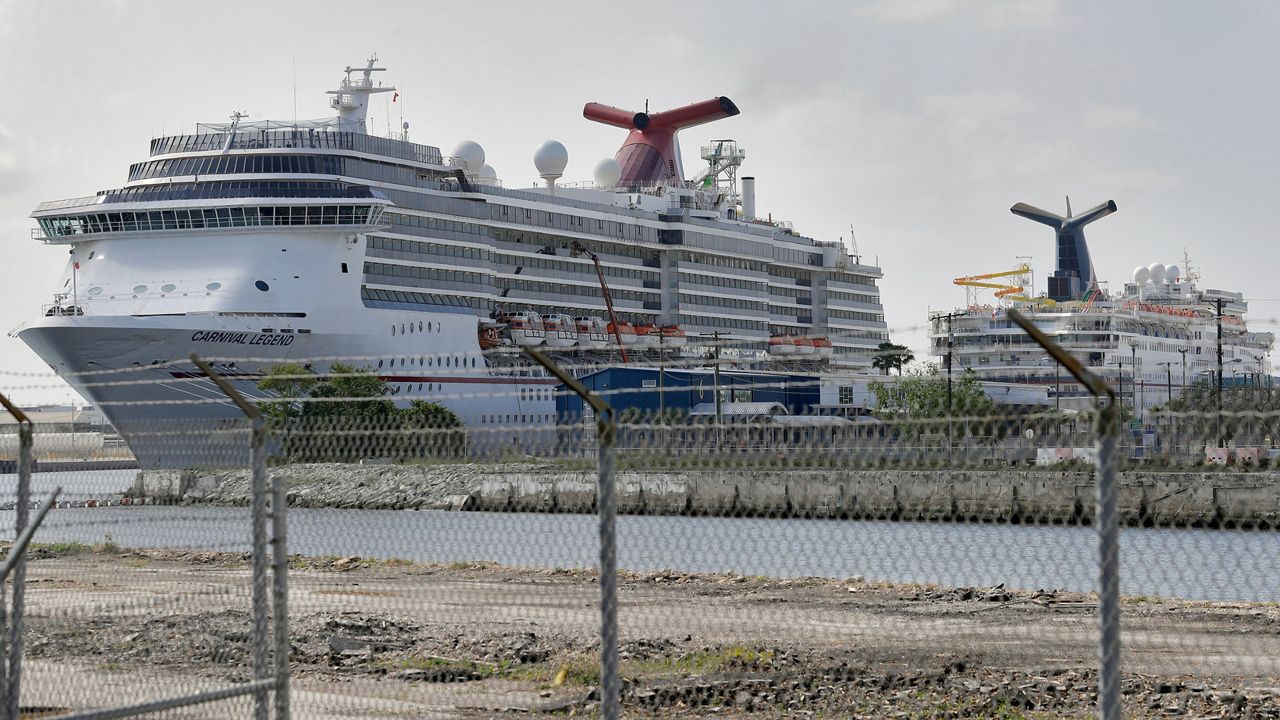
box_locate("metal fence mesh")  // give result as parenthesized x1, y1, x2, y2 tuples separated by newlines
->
(0, 351, 1277, 718)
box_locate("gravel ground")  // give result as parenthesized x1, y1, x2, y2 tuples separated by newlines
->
(12, 547, 1280, 718)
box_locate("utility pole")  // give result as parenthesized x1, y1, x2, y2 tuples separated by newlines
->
(658, 331, 666, 423)
(931, 311, 964, 457)
(1178, 347, 1188, 394)
(1164, 363, 1173, 406)
(1216, 298, 1224, 448)
(1112, 359, 1125, 419)
(930, 312, 965, 412)
(712, 331, 723, 440)
(1129, 341, 1140, 423)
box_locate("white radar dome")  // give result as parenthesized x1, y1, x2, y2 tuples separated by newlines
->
(1133, 266, 1150, 285)
(1147, 263, 1166, 284)
(1165, 265, 1181, 282)
(451, 141, 486, 174)
(593, 157, 621, 188)
(478, 164, 498, 184)
(534, 140, 569, 178)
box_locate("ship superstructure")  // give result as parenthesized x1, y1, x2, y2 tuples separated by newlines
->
(12, 57, 888, 466)
(931, 199, 1272, 414)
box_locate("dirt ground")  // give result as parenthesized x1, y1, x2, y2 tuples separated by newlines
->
(11, 547, 1280, 718)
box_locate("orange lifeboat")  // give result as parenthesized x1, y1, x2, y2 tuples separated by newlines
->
(478, 323, 502, 350)
(658, 324, 688, 349)
(768, 336, 797, 356)
(633, 323, 660, 348)
(793, 337, 817, 356)
(812, 336, 834, 359)
(608, 320, 639, 346)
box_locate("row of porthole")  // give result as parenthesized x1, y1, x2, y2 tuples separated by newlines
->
(519, 388, 554, 402)
(479, 414, 554, 425)
(377, 355, 479, 369)
(391, 383, 444, 394)
(392, 320, 440, 336)
(83, 280, 269, 296)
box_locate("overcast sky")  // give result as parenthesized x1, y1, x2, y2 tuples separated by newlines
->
(2, 1, 1278, 403)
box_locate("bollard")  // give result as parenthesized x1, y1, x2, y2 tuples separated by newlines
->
(525, 350, 620, 720)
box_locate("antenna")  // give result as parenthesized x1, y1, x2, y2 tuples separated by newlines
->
(1182, 247, 1202, 284)
(1065, 195, 1072, 218)
(848, 224, 861, 263)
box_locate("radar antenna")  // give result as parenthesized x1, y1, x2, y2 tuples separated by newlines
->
(848, 224, 861, 264)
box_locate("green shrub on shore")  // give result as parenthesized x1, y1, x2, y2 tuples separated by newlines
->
(257, 363, 465, 463)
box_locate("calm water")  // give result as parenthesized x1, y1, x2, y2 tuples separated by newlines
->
(1, 470, 1276, 601)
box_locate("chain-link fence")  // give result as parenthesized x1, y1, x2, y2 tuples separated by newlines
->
(0, 344, 1277, 719)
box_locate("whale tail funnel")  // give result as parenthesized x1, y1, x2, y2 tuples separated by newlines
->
(584, 97, 740, 185)
(1011, 199, 1116, 302)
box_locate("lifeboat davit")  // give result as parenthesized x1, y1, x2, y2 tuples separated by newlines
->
(543, 313, 578, 348)
(768, 336, 797, 356)
(812, 336, 834, 359)
(658, 324, 688, 349)
(793, 337, 817, 356)
(575, 316, 609, 350)
(500, 310, 545, 347)
(608, 320, 639, 347)
(633, 323, 661, 348)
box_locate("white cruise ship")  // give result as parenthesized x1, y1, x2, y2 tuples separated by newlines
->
(10, 57, 888, 467)
(930, 199, 1272, 415)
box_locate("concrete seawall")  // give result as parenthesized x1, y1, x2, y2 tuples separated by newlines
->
(473, 469, 1279, 528)
(136, 464, 1280, 529)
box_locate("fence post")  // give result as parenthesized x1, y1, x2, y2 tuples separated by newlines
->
(190, 355, 286, 719)
(0, 393, 32, 720)
(524, 350, 620, 720)
(1094, 396, 1122, 720)
(271, 451, 290, 720)
(1007, 310, 1121, 720)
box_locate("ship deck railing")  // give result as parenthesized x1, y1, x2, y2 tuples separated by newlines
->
(150, 129, 446, 167)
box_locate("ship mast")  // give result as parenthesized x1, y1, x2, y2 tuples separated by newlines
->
(327, 55, 395, 134)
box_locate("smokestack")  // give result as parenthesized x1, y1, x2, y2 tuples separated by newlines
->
(741, 176, 756, 220)
(1010, 198, 1117, 302)
(583, 96, 740, 185)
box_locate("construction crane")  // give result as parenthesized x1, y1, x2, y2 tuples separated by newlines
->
(571, 240, 629, 362)
(953, 264, 1041, 307)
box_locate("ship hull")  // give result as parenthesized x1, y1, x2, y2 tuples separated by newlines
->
(17, 313, 557, 468)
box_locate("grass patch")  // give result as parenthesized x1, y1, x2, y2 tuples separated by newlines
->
(313, 588, 398, 598)
(507, 645, 776, 689)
